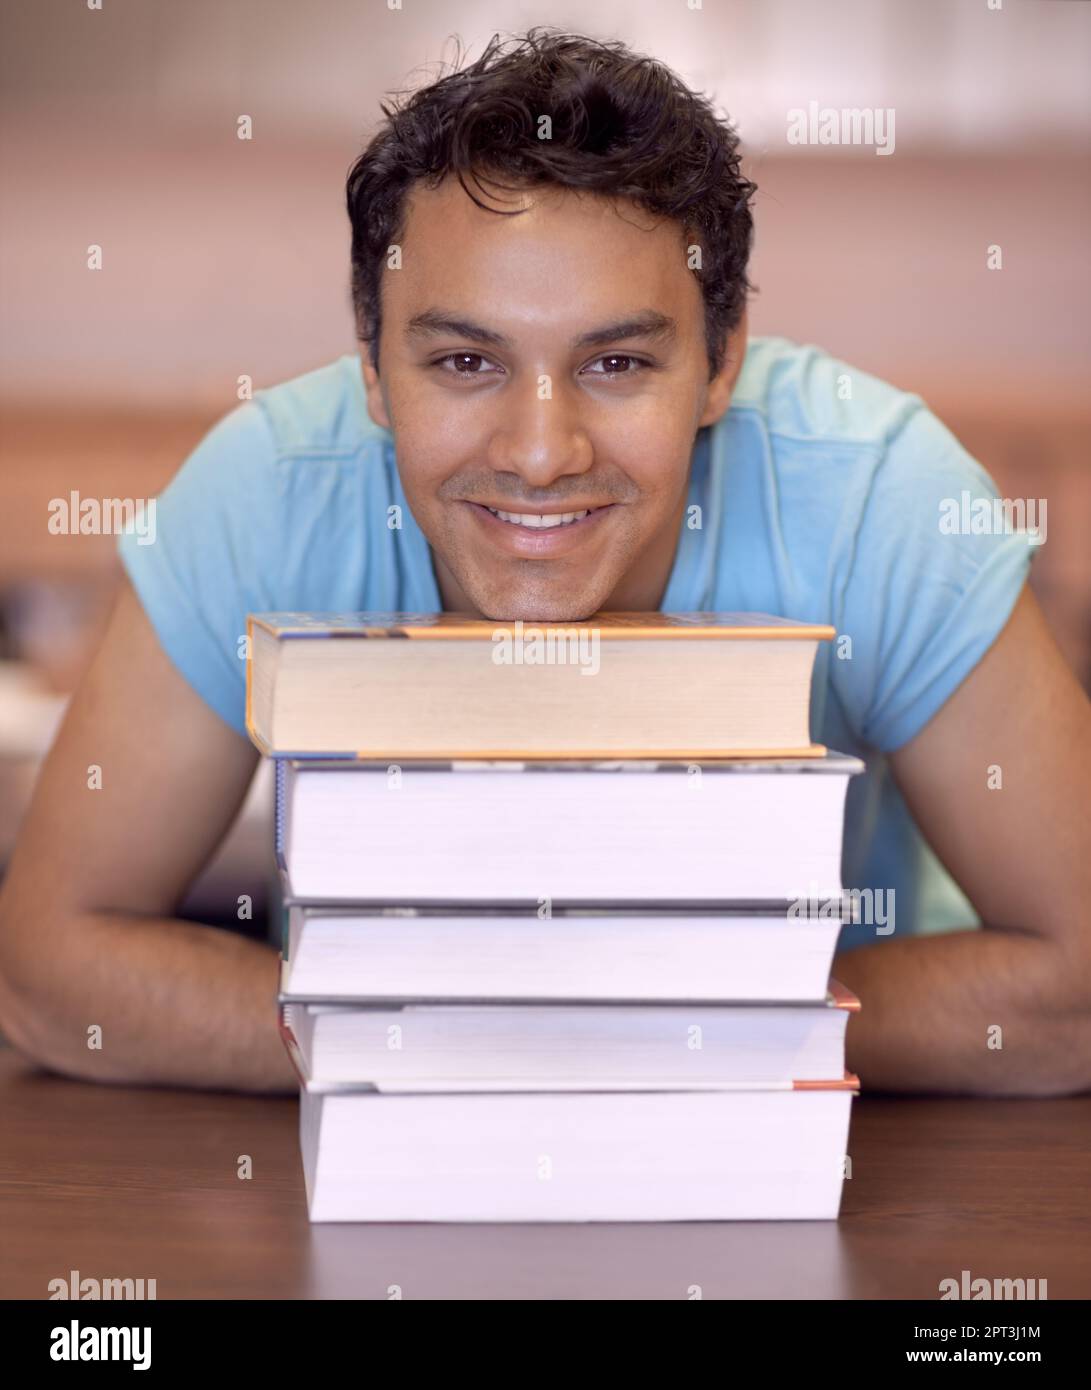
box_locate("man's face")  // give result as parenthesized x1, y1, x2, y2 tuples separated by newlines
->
(363, 173, 743, 619)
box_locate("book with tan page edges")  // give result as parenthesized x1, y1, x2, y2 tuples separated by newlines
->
(246, 610, 835, 759)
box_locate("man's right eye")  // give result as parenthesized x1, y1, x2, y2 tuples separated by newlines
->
(432, 352, 504, 377)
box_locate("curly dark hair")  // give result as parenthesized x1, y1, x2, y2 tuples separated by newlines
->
(346, 28, 756, 381)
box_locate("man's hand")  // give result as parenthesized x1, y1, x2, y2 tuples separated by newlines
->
(0, 576, 297, 1093)
(836, 581, 1091, 1096)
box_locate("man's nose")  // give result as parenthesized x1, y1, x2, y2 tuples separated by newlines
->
(486, 381, 594, 491)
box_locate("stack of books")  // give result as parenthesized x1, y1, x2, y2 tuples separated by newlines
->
(247, 612, 864, 1222)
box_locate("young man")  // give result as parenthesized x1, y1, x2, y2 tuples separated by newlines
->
(0, 31, 1088, 1097)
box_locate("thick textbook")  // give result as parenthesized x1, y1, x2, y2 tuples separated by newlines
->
(293, 1083, 858, 1222)
(278, 903, 852, 1003)
(274, 753, 864, 905)
(280, 980, 860, 1086)
(246, 611, 835, 758)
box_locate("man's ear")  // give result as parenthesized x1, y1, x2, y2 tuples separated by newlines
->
(698, 308, 748, 428)
(360, 353, 392, 432)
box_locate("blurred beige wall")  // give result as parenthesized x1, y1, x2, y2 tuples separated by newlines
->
(1, 0, 1088, 408)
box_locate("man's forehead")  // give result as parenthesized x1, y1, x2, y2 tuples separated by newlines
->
(393, 175, 695, 316)
(400, 172, 678, 249)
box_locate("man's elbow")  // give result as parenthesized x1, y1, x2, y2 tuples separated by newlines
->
(0, 944, 51, 1069)
(0, 898, 81, 1080)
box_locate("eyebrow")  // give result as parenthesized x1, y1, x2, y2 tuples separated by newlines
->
(404, 308, 677, 351)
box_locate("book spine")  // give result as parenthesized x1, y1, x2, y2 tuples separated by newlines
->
(274, 758, 287, 870)
(276, 1002, 309, 1089)
(244, 615, 254, 744)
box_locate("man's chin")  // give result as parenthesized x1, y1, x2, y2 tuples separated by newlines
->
(476, 600, 603, 623)
(463, 580, 609, 623)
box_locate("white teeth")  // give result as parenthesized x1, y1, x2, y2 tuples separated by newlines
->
(487, 508, 590, 528)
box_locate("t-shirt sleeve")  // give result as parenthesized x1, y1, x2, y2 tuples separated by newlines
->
(832, 404, 1040, 753)
(116, 402, 284, 738)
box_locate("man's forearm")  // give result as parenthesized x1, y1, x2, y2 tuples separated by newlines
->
(1, 911, 297, 1094)
(835, 926, 1091, 1097)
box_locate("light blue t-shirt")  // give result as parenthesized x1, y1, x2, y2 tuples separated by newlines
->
(117, 336, 1037, 950)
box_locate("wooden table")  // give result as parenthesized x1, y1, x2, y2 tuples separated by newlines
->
(1, 1048, 1088, 1300)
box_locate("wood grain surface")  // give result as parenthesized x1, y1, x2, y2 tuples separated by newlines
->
(1, 1048, 1087, 1300)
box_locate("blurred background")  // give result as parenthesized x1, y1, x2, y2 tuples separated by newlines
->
(0, 0, 1088, 932)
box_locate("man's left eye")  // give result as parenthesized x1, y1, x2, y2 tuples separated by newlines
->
(582, 355, 649, 376)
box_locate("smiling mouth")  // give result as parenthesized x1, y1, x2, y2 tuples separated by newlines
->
(482, 505, 608, 529)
